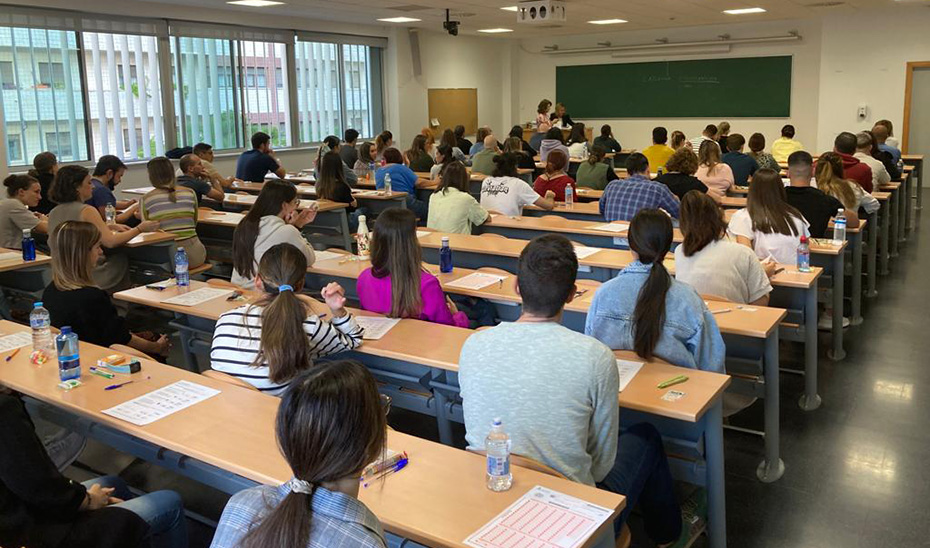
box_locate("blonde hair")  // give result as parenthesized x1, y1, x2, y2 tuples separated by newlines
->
(815, 152, 858, 210)
(51, 221, 100, 290)
(147, 156, 178, 202)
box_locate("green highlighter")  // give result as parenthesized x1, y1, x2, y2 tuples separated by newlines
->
(657, 374, 689, 389)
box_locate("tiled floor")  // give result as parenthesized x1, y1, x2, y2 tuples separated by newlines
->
(67, 199, 929, 547)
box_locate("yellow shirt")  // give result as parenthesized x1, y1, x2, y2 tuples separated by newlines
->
(642, 144, 675, 171)
(771, 138, 803, 163)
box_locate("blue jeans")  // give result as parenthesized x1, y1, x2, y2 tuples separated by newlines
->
(84, 476, 188, 548)
(405, 194, 429, 223)
(596, 423, 682, 545)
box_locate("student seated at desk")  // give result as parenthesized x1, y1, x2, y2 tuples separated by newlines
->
(318, 151, 365, 233)
(231, 180, 317, 289)
(212, 362, 387, 548)
(816, 151, 879, 215)
(192, 142, 235, 190)
(469, 127, 492, 157)
(654, 147, 717, 203)
(43, 221, 170, 356)
(875, 119, 899, 149)
(314, 135, 359, 187)
(340, 128, 360, 168)
(539, 127, 569, 163)
(375, 148, 428, 220)
(675, 191, 774, 305)
(0, 389, 187, 548)
(721, 134, 759, 187)
(830, 132, 873, 193)
(593, 124, 622, 154)
(88, 155, 138, 225)
(502, 137, 536, 171)
(212, 243, 362, 394)
(236, 131, 286, 183)
(575, 145, 619, 190)
(695, 140, 734, 194)
(48, 166, 160, 291)
(689, 124, 717, 155)
(771, 124, 803, 164)
(0, 174, 48, 249)
(354, 141, 376, 176)
(747, 133, 781, 172)
(470, 135, 500, 176)
(358, 208, 468, 327)
(405, 134, 435, 173)
(586, 209, 725, 372)
(533, 149, 577, 201)
(864, 128, 900, 180)
(600, 153, 680, 222)
(785, 151, 859, 238)
(727, 169, 809, 265)
(438, 129, 467, 163)
(138, 157, 207, 268)
(716, 121, 731, 153)
(854, 131, 892, 189)
(454, 124, 473, 155)
(872, 123, 901, 164)
(642, 127, 675, 172)
(30, 151, 58, 214)
(459, 234, 683, 546)
(480, 152, 555, 217)
(566, 123, 589, 159)
(177, 153, 225, 204)
(670, 130, 688, 151)
(427, 161, 490, 234)
(509, 124, 537, 156)
(374, 131, 393, 165)
(430, 144, 456, 180)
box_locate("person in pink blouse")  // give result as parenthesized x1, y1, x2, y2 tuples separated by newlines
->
(536, 99, 553, 133)
(695, 140, 734, 196)
(357, 208, 469, 328)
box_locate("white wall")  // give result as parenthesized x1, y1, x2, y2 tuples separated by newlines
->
(513, 18, 823, 152)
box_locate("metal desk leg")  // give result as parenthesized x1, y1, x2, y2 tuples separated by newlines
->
(916, 162, 923, 211)
(432, 386, 454, 446)
(904, 173, 912, 235)
(704, 401, 726, 548)
(889, 187, 900, 257)
(173, 314, 200, 372)
(799, 281, 822, 411)
(866, 211, 878, 298)
(880, 199, 890, 275)
(758, 330, 785, 482)
(849, 231, 863, 326)
(828, 252, 846, 361)
(337, 210, 352, 251)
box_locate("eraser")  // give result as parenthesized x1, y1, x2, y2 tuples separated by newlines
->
(57, 379, 82, 390)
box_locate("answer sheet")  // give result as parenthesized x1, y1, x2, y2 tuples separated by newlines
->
(102, 380, 221, 426)
(163, 287, 234, 307)
(464, 485, 613, 548)
(312, 250, 347, 262)
(616, 359, 644, 392)
(572, 246, 601, 260)
(355, 316, 401, 340)
(586, 223, 629, 233)
(0, 252, 23, 263)
(0, 331, 33, 353)
(445, 272, 508, 290)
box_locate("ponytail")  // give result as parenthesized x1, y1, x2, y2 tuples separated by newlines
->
(628, 209, 673, 361)
(241, 488, 313, 548)
(146, 156, 178, 202)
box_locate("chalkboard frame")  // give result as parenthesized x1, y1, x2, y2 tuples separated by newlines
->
(555, 55, 793, 118)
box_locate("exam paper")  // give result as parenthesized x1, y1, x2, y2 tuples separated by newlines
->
(0, 332, 33, 353)
(102, 380, 221, 426)
(163, 287, 233, 307)
(313, 250, 347, 262)
(572, 246, 601, 259)
(416, 231, 431, 238)
(445, 272, 508, 290)
(587, 223, 629, 233)
(226, 194, 257, 204)
(464, 485, 614, 548)
(616, 359, 644, 393)
(355, 316, 401, 340)
(0, 252, 23, 263)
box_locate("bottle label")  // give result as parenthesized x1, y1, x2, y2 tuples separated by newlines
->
(487, 455, 510, 476)
(29, 318, 48, 328)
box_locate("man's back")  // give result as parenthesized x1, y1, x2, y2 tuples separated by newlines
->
(340, 144, 358, 168)
(459, 322, 619, 485)
(235, 149, 277, 182)
(471, 149, 497, 176)
(721, 151, 758, 187)
(600, 176, 680, 222)
(785, 186, 843, 238)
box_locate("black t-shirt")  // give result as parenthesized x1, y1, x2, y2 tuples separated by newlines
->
(322, 180, 356, 213)
(41, 285, 133, 348)
(655, 172, 709, 201)
(34, 171, 55, 214)
(785, 186, 843, 238)
(456, 137, 473, 155)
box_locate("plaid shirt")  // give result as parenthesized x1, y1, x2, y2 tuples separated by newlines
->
(211, 482, 387, 548)
(598, 174, 681, 222)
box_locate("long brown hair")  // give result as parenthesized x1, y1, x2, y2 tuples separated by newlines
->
(437, 161, 469, 195)
(248, 243, 312, 383)
(680, 191, 726, 256)
(51, 221, 99, 290)
(232, 180, 298, 280)
(815, 152, 857, 210)
(670, 130, 687, 150)
(628, 209, 673, 361)
(568, 122, 587, 145)
(698, 140, 721, 171)
(369, 208, 424, 318)
(49, 165, 90, 204)
(545, 149, 568, 175)
(405, 134, 429, 165)
(375, 131, 392, 155)
(240, 360, 387, 548)
(440, 128, 457, 149)
(147, 156, 177, 202)
(358, 142, 375, 163)
(747, 169, 803, 236)
(315, 151, 348, 202)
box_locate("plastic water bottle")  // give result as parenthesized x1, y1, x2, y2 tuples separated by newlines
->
(833, 208, 847, 243)
(368, 161, 377, 182)
(564, 185, 574, 209)
(383, 173, 392, 195)
(797, 235, 811, 273)
(440, 236, 453, 273)
(56, 327, 81, 381)
(175, 246, 189, 289)
(21, 229, 35, 261)
(105, 203, 117, 224)
(356, 215, 371, 259)
(30, 302, 54, 356)
(486, 418, 512, 492)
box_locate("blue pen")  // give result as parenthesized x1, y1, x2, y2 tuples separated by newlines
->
(363, 458, 408, 488)
(104, 380, 134, 390)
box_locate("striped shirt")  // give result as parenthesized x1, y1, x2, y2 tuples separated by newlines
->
(210, 304, 363, 395)
(140, 187, 199, 239)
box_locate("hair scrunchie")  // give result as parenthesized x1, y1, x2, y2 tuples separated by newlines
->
(277, 284, 294, 293)
(286, 478, 313, 495)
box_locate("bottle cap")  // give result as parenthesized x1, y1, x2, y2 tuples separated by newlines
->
(178, 246, 185, 251)
(492, 417, 502, 426)
(800, 235, 808, 243)
(22, 228, 31, 235)
(441, 236, 450, 243)
(61, 326, 72, 334)
(33, 302, 42, 308)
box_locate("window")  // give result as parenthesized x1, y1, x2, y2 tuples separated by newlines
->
(239, 40, 290, 148)
(82, 31, 165, 161)
(342, 44, 375, 140)
(172, 36, 240, 150)
(295, 40, 341, 143)
(0, 26, 88, 166)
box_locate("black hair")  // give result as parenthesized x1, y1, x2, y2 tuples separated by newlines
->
(628, 209, 674, 361)
(652, 127, 668, 145)
(251, 132, 271, 149)
(509, 125, 523, 139)
(625, 152, 650, 175)
(92, 155, 126, 177)
(193, 142, 213, 155)
(344, 129, 360, 143)
(517, 234, 578, 317)
(834, 132, 857, 155)
(491, 152, 520, 178)
(781, 125, 796, 138)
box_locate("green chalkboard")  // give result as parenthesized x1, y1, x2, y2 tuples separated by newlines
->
(555, 56, 792, 118)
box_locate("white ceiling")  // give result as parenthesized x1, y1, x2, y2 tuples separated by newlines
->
(163, 0, 927, 37)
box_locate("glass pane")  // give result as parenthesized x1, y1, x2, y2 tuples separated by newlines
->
(342, 43, 373, 139)
(171, 36, 240, 150)
(0, 26, 88, 166)
(295, 40, 341, 143)
(82, 31, 165, 161)
(239, 40, 290, 148)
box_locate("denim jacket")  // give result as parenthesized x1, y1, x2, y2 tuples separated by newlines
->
(584, 261, 726, 373)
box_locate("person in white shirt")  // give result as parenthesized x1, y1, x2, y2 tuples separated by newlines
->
(853, 132, 891, 189)
(479, 152, 555, 217)
(211, 243, 362, 395)
(566, 123, 589, 159)
(676, 191, 774, 305)
(690, 124, 718, 154)
(727, 169, 809, 265)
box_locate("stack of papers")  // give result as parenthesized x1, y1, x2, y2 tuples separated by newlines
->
(163, 287, 234, 307)
(445, 272, 508, 290)
(356, 316, 401, 340)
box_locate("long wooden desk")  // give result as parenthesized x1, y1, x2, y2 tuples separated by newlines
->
(0, 249, 52, 318)
(246, 179, 408, 216)
(0, 320, 625, 548)
(111, 286, 730, 547)
(524, 200, 603, 221)
(0, 248, 51, 272)
(210, 195, 352, 251)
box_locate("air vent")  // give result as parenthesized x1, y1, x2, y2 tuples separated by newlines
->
(804, 1, 845, 7)
(450, 11, 476, 17)
(389, 4, 430, 12)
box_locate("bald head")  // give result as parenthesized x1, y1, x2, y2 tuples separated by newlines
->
(484, 134, 498, 149)
(871, 124, 889, 143)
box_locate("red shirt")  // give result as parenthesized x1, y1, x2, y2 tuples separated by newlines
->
(533, 173, 577, 202)
(838, 153, 874, 193)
